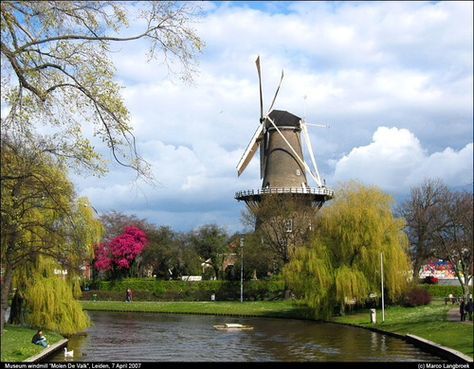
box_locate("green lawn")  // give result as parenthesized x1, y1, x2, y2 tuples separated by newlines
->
(1, 325, 63, 362)
(81, 300, 313, 319)
(332, 301, 473, 359)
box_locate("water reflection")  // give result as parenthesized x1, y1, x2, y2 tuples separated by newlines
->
(48, 311, 444, 362)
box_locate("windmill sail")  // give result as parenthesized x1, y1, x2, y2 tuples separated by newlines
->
(237, 123, 264, 176)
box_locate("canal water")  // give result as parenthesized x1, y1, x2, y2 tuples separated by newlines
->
(48, 311, 444, 362)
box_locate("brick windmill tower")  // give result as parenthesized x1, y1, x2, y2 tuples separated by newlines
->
(235, 56, 334, 215)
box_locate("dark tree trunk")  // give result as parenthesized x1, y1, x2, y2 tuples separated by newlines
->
(1, 267, 14, 335)
(412, 259, 422, 281)
(8, 289, 25, 325)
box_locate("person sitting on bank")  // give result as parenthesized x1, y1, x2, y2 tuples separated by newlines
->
(32, 330, 49, 348)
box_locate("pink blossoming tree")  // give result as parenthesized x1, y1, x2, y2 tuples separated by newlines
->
(95, 226, 148, 278)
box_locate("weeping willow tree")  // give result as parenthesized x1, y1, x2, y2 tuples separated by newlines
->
(6, 196, 102, 334)
(284, 182, 411, 318)
(1, 135, 103, 334)
(13, 258, 90, 336)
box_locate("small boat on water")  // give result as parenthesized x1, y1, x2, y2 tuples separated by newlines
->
(213, 323, 254, 331)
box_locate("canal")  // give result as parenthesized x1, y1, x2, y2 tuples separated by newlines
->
(48, 311, 444, 362)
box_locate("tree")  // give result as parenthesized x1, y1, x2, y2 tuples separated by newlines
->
(1, 136, 102, 333)
(400, 179, 473, 298)
(99, 211, 150, 241)
(230, 232, 280, 280)
(432, 190, 473, 299)
(140, 226, 200, 279)
(190, 224, 229, 280)
(94, 211, 150, 279)
(1, 1, 204, 177)
(242, 195, 318, 269)
(397, 179, 448, 279)
(284, 182, 411, 318)
(95, 226, 148, 279)
(13, 257, 90, 336)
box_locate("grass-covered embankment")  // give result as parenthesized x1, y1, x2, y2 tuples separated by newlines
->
(81, 300, 312, 319)
(1, 325, 63, 362)
(332, 301, 473, 359)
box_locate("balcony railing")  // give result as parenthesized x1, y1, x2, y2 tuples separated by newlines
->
(235, 187, 334, 199)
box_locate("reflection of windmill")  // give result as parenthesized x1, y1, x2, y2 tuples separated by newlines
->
(235, 56, 334, 210)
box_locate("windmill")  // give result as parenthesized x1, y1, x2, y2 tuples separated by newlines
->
(235, 56, 334, 211)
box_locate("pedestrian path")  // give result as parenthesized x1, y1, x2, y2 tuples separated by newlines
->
(447, 307, 473, 324)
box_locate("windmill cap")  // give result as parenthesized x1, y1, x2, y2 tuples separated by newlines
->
(267, 110, 301, 127)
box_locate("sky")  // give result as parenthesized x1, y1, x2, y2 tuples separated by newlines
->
(70, 1, 473, 234)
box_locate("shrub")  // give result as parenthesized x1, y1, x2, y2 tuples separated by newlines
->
(419, 284, 471, 298)
(403, 287, 432, 307)
(82, 278, 286, 301)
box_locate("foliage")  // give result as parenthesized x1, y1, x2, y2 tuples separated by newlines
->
(140, 226, 201, 280)
(403, 286, 432, 307)
(432, 190, 473, 298)
(242, 195, 319, 267)
(400, 179, 473, 298)
(0, 136, 102, 333)
(81, 300, 312, 320)
(189, 224, 230, 280)
(1, 325, 63, 362)
(231, 232, 281, 280)
(95, 226, 148, 278)
(99, 211, 151, 243)
(15, 257, 90, 336)
(1, 1, 204, 177)
(84, 278, 285, 301)
(95, 213, 202, 280)
(419, 284, 471, 298)
(284, 182, 411, 318)
(397, 179, 447, 279)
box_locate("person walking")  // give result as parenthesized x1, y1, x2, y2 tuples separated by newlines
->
(126, 288, 133, 303)
(466, 297, 473, 321)
(459, 299, 466, 321)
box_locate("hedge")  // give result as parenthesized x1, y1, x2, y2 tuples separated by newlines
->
(419, 284, 472, 298)
(82, 279, 285, 301)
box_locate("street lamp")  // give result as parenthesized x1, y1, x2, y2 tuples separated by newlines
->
(381, 252, 385, 322)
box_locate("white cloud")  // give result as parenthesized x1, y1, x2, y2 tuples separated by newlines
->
(332, 127, 473, 193)
(67, 1, 472, 232)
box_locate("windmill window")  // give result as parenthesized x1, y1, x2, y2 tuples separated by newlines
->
(296, 169, 301, 176)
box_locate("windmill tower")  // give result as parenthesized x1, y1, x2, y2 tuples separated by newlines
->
(235, 56, 334, 212)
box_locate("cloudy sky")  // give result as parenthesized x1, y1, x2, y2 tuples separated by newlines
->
(71, 1, 473, 233)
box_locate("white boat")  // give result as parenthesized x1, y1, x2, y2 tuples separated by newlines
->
(213, 323, 254, 331)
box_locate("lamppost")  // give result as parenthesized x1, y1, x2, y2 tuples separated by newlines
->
(381, 252, 385, 322)
(240, 237, 244, 303)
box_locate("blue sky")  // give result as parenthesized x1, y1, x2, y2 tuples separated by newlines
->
(70, 1, 473, 233)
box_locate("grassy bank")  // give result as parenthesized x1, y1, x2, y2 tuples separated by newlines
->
(1, 325, 63, 362)
(81, 300, 313, 319)
(332, 301, 473, 359)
